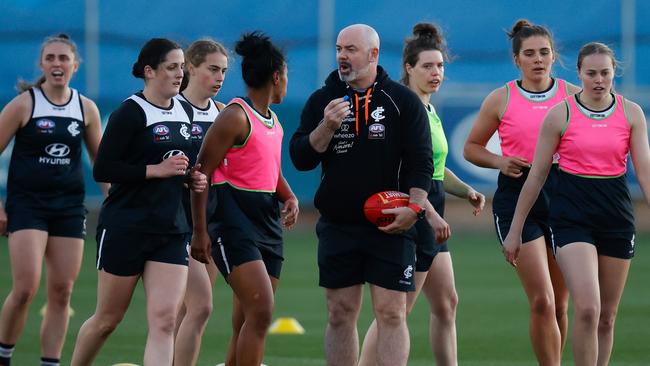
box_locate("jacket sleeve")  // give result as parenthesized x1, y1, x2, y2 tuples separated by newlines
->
(399, 88, 433, 192)
(93, 101, 147, 183)
(289, 92, 325, 171)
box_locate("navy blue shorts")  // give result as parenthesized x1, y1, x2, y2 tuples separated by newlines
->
(492, 165, 558, 247)
(211, 236, 283, 280)
(316, 217, 416, 292)
(550, 226, 635, 259)
(96, 226, 190, 276)
(493, 213, 552, 247)
(7, 206, 86, 238)
(414, 179, 448, 272)
(207, 184, 284, 280)
(549, 170, 635, 260)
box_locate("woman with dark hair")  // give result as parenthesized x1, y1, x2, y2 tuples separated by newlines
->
(464, 20, 580, 365)
(0, 33, 102, 366)
(504, 42, 650, 366)
(358, 23, 485, 366)
(70, 38, 207, 366)
(173, 38, 228, 366)
(191, 31, 298, 366)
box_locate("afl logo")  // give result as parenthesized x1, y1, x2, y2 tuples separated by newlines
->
(163, 150, 186, 160)
(191, 124, 203, 135)
(368, 123, 385, 140)
(37, 119, 56, 129)
(45, 143, 70, 157)
(369, 123, 385, 133)
(36, 119, 56, 133)
(154, 125, 170, 136)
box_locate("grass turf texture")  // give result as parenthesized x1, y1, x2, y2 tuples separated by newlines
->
(1, 230, 649, 365)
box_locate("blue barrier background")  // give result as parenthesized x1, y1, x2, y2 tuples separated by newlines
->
(2, 0, 649, 202)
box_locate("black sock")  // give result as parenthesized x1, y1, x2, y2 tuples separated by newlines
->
(0, 342, 14, 366)
(40, 357, 60, 366)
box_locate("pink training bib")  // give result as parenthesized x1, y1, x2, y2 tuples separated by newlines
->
(499, 79, 568, 163)
(558, 94, 630, 177)
(212, 97, 283, 192)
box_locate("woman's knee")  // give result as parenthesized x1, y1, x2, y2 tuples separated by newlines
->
(10, 282, 39, 307)
(246, 306, 273, 335)
(93, 313, 124, 338)
(187, 300, 213, 325)
(574, 302, 600, 328)
(149, 306, 180, 336)
(47, 280, 75, 308)
(555, 300, 569, 320)
(529, 293, 555, 318)
(598, 308, 618, 333)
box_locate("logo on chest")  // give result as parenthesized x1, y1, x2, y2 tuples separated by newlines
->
(180, 124, 191, 140)
(368, 123, 385, 140)
(45, 143, 70, 157)
(163, 149, 186, 160)
(153, 125, 171, 142)
(191, 124, 203, 140)
(36, 119, 56, 134)
(39, 143, 71, 165)
(67, 121, 80, 137)
(371, 106, 385, 122)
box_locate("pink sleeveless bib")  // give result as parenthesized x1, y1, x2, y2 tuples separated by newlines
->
(558, 94, 630, 177)
(212, 98, 283, 192)
(499, 79, 568, 163)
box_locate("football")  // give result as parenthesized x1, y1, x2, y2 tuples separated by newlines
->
(363, 191, 410, 227)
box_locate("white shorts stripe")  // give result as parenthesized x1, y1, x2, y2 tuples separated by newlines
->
(96, 229, 107, 270)
(218, 237, 231, 274)
(494, 214, 505, 245)
(550, 227, 557, 256)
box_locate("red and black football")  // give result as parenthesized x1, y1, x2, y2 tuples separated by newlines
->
(363, 191, 410, 227)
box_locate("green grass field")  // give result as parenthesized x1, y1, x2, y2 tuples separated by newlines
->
(1, 228, 649, 365)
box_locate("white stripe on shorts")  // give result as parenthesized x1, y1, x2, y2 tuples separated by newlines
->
(217, 237, 231, 274)
(96, 229, 107, 269)
(494, 214, 504, 245)
(549, 227, 557, 256)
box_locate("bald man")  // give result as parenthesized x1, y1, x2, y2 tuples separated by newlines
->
(290, 24, 433, 366)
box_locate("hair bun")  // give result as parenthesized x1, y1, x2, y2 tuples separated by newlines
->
(235, 31, 271, 58)
(412, 23, 439, 39)
(508, 19, 532, 39)
(56, 33, 70, 40)
(131, 61, 144, 78)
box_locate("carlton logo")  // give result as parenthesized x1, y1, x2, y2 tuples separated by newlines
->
(154, 125, 170, 136)
(163, 150, 185, 160)
(403, 265, 413, 279)
(371, 106, 385, 122)
(45, 143, 70, 157)
(191, 124, 203, 135)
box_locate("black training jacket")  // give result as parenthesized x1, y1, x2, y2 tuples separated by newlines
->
(290, 66, 432, 224)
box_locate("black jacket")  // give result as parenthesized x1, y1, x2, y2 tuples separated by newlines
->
(290, 66, 433, 224)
